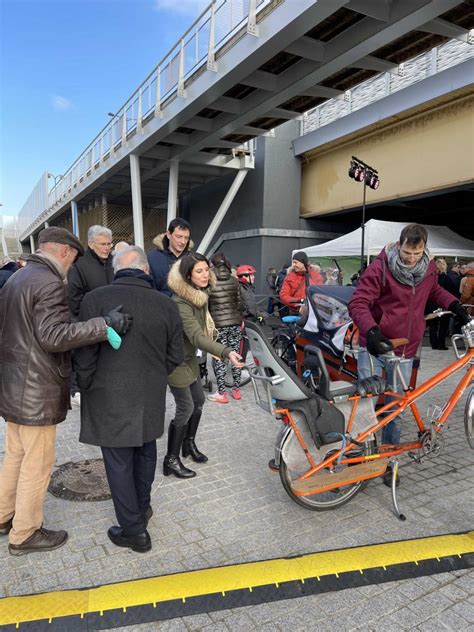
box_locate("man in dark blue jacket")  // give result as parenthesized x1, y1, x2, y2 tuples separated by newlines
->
(147, 218, 192, 295)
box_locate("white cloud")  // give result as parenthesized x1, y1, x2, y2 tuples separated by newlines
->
(154, 0, 209, 16)
(51, 95, 73, 111)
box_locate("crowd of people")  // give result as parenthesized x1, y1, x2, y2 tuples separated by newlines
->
(0, 219, 472, 554)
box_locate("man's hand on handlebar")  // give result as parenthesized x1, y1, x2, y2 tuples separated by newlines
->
(366, 326, 393, 357)
(449, 300, 470, 327)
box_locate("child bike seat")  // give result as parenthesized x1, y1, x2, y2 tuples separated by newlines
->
(304, 345, 357, 400)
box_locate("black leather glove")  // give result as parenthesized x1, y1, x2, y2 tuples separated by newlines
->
(449, 300, 470, 326)
(366, 326, 393, 357)
(104, 304, 133, 335)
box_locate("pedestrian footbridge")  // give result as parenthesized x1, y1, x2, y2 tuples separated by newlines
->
(18, 0, 473, 252)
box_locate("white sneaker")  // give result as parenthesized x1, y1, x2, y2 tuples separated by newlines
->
(71, 393, 81, 407)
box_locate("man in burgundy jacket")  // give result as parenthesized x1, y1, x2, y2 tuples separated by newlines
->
(349, 224, 468, 484)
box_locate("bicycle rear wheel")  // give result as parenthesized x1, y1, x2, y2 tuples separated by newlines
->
(464, 387, 474, 450)
(279, 441, 376, 511)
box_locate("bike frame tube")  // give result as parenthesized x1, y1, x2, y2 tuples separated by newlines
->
(287, 348, 474, 482)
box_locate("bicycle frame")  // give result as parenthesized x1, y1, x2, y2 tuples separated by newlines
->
(277, 346, 474, 496)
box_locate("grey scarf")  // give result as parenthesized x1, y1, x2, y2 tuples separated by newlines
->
(386, 242, 429, 287)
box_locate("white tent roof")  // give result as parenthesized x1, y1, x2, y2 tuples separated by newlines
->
(298, 219, 474, 260)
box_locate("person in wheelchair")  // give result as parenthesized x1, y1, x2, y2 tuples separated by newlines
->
(349, 223, 469, 486)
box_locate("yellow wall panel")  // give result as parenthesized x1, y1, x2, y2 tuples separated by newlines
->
(300, 94, 474, 217)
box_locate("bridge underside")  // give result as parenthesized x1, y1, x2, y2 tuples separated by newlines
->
(21, 0, 474, 252)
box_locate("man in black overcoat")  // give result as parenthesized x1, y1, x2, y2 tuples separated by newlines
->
(75, 246, 184, 552)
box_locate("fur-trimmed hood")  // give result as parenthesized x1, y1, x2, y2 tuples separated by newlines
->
(152, 232, 194, 253)
(167, 259, 216, 308)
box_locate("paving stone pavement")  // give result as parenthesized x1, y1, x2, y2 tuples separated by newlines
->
(0, 347, 473, 631)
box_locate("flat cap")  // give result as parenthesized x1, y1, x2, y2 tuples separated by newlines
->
(38, 227, 85, 256)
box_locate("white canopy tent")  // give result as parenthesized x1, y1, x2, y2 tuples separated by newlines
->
(298, 219, 474, 262)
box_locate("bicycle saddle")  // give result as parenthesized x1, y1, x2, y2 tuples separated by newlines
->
(282, 315, 301, 324)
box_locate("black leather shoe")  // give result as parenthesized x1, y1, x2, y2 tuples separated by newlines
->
(107, 526, 151, 552)
(0, 516, 13, 535)
(9, 527, 68, 556)
(144, 506, 153, 528)
(163, 455, 196, 478)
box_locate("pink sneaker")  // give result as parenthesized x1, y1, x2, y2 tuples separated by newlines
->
(231, 387, 241, 400)
(208, 392, 228, 404)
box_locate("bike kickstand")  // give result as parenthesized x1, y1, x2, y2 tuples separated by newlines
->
(391, 459, 406, 522)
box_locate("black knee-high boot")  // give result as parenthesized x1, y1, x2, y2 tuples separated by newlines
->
(163, 422, 196, 478)
(182, 412, 208, 463)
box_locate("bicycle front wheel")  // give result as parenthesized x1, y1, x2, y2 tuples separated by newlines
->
(464, 387, 474, 450)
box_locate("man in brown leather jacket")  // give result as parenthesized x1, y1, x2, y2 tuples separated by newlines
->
(0, 227, 132, 556)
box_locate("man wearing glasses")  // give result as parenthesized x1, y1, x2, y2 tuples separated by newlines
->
(68, 225, 114, 405)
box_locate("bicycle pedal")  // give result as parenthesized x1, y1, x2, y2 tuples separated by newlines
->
(407, 451, 421, 463)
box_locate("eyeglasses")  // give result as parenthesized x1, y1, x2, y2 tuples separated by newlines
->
(94, 241, 112, 248)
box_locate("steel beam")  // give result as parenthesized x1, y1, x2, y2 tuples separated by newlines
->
(167, 159, 179, 227)
(129, 154, 145, 249)
(71, 200, 79, 237)
(197, 166, 249, 255)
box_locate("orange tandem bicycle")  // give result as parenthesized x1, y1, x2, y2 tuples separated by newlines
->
(246, 313, 474, 519)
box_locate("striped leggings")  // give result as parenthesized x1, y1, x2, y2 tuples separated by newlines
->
(212, 325, 242, 394)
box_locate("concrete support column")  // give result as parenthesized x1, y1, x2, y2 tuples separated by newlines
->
(71, 200, 79, 237)
(44, 222, 49, 228)
(30, 234, 35, 253)
(167, 159, 179, 228)
(130, 154, 144, 249)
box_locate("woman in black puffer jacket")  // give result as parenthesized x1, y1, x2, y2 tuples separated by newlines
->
(208, 253, 243, 403)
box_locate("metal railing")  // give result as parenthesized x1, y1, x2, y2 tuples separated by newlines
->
(302, 37, 474, 134)
(30, 0, 272, 236)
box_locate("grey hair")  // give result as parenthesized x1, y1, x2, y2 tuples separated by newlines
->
(88, 225, 112, 242)
(113, 246, 149, 273)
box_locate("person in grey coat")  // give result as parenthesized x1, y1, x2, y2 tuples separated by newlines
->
(75, 246, 184, 553)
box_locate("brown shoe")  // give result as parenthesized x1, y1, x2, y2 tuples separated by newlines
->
(8, 527, 68, 556)
(0, 517, 13, 535)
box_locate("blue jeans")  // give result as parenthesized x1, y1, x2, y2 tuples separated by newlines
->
(357, 349, 413, 445)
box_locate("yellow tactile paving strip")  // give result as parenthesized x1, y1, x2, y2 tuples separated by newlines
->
(1, 531, 473, 626)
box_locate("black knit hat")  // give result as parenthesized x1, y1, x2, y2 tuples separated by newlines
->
(292, 251, 308, 266)
(38, 227, 85, 256)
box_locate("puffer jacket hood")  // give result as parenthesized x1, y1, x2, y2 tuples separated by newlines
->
(147, 233, 193, 296)
(152, 232, 194, 252)
(167, 259, 216, 308)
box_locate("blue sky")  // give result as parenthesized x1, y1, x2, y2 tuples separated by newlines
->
(0, 0, 210, 216)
